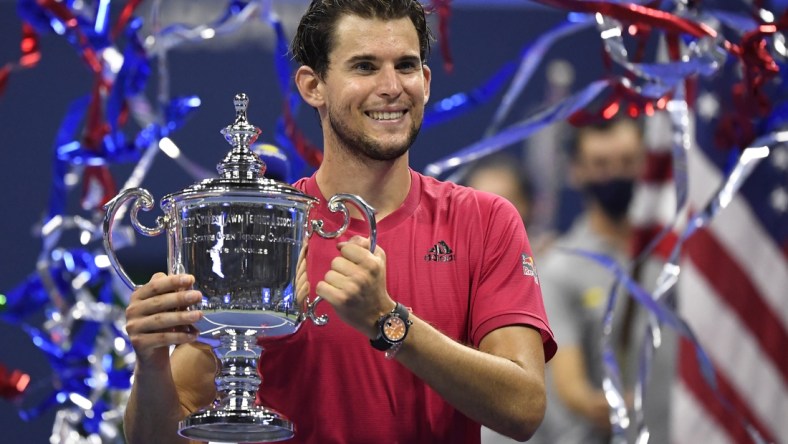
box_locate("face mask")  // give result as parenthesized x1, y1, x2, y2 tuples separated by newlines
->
(583, 177, 635, 221)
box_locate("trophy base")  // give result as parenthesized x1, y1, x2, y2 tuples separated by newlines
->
(178, 406, 294, 443)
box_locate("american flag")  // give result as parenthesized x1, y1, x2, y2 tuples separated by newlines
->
(633, 79, 788, 443)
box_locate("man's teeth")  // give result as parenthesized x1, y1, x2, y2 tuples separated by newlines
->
(369, 111, 404, 121)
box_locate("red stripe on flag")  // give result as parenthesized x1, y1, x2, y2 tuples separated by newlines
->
(641, 150, 673, 183)
(631, 225, 678, 260)
(678, 338, 777, 443)
(686, 228, 788, 384)
(783, 238, 788, 263)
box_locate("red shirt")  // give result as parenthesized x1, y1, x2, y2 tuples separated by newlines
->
(257, 169, 555, 443)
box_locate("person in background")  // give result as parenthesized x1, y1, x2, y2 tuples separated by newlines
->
(121, 1, 556, 443)
(531, 117, 645, 443)
(460, 153, 556, 258)
(461, 153, 533, 226)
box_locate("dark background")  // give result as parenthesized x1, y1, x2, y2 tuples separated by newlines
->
(0, 1, 604, 441)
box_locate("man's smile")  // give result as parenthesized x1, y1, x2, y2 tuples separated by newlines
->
(366, 110, 406, 121)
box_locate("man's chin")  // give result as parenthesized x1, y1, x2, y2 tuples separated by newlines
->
(363, 144, 410, 162)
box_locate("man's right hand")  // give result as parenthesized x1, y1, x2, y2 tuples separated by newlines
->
(125, 273, 203, 369)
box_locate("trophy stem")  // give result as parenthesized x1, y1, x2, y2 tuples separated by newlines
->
(178, 330, 294, 443)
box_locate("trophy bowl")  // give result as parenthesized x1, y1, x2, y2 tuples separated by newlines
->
(103, 93, 376, 442)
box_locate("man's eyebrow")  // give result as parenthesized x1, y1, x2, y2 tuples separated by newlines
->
(344, 54, 422, 64)
(345, 54, 377, 64)
(398, 55, 422, 64)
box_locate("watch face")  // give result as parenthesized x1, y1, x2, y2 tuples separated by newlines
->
(382, 316, 407, 342)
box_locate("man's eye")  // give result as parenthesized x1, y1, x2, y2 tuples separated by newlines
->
(354, 62, 375, 72)
(397, 62, 418, 71)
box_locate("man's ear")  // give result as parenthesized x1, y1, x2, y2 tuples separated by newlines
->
(422, 63, 431, 104)
(294, 65, 324, 109)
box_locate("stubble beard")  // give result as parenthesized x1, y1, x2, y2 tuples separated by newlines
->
(327, 108, 421, 162)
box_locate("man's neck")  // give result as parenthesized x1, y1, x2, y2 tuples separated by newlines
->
(315, 151, 411, 221)
(586, 205, 631, 252)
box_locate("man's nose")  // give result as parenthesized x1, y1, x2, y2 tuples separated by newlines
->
(377, 66, 403, 97)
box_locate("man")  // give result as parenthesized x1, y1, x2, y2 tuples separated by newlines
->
(530, 117, 645, 444)
(122, 1, 555, 443)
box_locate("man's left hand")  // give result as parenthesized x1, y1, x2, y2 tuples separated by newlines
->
(315, 235, 395, 339)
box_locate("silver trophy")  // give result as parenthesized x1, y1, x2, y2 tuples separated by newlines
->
(103, 93, 376, 442)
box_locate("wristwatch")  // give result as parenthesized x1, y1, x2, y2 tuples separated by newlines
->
(370, 302, 412, 355)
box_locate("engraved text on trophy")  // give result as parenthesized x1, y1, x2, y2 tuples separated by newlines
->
(177, 202, 305, 315)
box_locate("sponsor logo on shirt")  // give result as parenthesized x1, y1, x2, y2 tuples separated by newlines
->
(521, 254, 539, 285)
(425, 240, 455, 262)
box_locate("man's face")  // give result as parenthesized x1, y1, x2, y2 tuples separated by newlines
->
(318, 15, 431, 161)
(572, 121, 645, 186)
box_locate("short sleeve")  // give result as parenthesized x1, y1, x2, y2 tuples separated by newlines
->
(468, 194, 557, 362)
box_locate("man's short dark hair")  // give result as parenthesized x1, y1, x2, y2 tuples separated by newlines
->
(291, 0, 433, 79)
(461, 153, 533, 204)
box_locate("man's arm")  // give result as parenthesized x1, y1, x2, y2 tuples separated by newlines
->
(398, 321, 546, 441)
(316, 237, 548, 442)
(123, 274, 216, 444)
(125, 343, 217, 444)
(550, 345, 611, 431)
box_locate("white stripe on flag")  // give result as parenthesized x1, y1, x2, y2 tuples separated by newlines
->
(679, 260, 788, 439)
(630, 181, 676, 227)
(671, 380, 734, 444)
(689, 147, 788, 327)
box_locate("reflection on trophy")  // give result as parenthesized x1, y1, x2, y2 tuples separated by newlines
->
(103, 93, 376, 442)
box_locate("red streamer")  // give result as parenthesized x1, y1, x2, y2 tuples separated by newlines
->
(429, 0, 454, 74)
(19, 22, 41, 68)
(37, 0, 102, 74)
(283, 104, 323, 169)
(78, 77, 117, 210)
(0, 22, 41, 98)
(714, 13, 784, 149)
(534, 0, 717, 39)
(541, 0, 782, 133)
(111, 0, 145, 40)
(0, 363, 30, 400)
(568, 80, 671, 126)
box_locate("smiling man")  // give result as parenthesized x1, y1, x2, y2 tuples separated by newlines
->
(122, 2, 556, 443)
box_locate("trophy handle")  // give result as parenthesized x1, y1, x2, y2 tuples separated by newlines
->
(306, 193, 378, 325)
(103, 187, 167, 290)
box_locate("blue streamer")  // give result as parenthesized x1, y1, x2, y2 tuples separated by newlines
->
(163, 96, 201, 134)
(569, 247, 768, 444)
(486, 17, 594, 135)
(46, 96, 90, 220)
(275, 117, 307, 181)
(566, 134, 777, 444)
(423, 61, 517, 129)
(266, 12, 293, 95)
(425, 79, 612, 177)
(265, 6, 314, 178)
(705, 9, 760, 33)
(1, 275, 50, 324)
(106, 17, 150, 133)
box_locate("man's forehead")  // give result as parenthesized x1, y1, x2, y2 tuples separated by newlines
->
(329, 15, 420, 57)
(580, 128, 643, 157)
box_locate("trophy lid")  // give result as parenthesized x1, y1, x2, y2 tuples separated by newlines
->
(160, 93, 317, 206)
